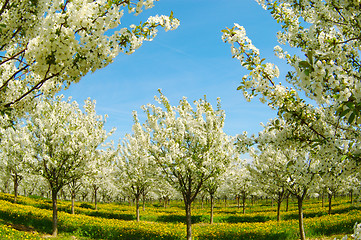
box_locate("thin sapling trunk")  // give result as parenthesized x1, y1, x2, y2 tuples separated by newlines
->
(328, 192, 332, 215)
(210, 193, 214, 224)
(277, 199, 282, 221)
(185, 201, 192, 240)
(136, 194, 140, 222)
(242, 193, 246, 214)
(51, 189, 59, 237)
(297, 195, 306, 240)
(71, 190, 76, 214)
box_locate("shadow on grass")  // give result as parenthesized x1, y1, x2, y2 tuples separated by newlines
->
(219, 215, 273, 223)
(283, 211, 328, 221)
(72, 224, 183, 240)
(306, 216, 361, 237)
(156, 214, 210, 224)
(0, 209, 52, 234)
(157, 214, 277, 224)
(331, 205, 361, 214)
(87, 211, 135, 221)
(197, 231, 295, 240)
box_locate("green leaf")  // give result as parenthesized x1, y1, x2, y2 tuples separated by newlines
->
(339, 108, 351, 117)
(346, 102, 355, 109)
(307, 50, 314, 65)
(298, 61, 310, 68)
(348, 112, 356, 124)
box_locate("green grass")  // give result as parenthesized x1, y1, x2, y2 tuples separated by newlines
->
(0, 220, 41, 240)
(0, 193, 359, 239)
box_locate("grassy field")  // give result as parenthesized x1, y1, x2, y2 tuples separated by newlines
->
(0, 193, 359, 239)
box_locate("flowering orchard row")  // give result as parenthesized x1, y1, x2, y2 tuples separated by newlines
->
(0, 193, 360, 239)
(2, 0, 361, 239)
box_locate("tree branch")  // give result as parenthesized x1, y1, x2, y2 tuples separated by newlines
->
(0, 48, 26, 66)
(0, 0, 9, 17)
(3, 65, 61, 109)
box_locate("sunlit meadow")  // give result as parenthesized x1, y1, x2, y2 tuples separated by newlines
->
(0, 193, 359, 239)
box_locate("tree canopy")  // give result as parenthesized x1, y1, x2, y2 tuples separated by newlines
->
(0, 0, 179, 119)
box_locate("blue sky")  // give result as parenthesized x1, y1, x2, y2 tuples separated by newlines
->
(63, 0, 290, 143)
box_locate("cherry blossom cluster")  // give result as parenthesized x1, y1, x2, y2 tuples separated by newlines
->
(223, 0, 361, 167)
(0, 0, 179, 120)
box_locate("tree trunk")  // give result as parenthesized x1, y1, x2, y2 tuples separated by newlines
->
(4, 179, 9, 194)
(71, 191, 76, 214)
(276, 190, 284, 221)
(13, 175, 19, 203)
(94, 187, 98, 211)
(185, 201, 192, 240)
(81, 192, 87, 202)
(286, 194, 289, 212)
(350, 190, 353, 204)
(136, 195, 140, 222)
(321, 190, 324, 208)
(328, 192, 332, 215)
(277, 199, 281, 221)
(61, 189, 66, 200)
(142, 193, 146, 211)
(242, 193, 246, 214)
(51, 189, 58, 237)
(224, 196, 227, 208)
(297, 196, 306, 240)
(210, 194, 214, 224)
(237, 195, 240, 209)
